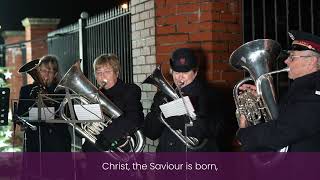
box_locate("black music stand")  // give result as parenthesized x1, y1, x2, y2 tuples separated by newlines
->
(12, 92, 104, 180)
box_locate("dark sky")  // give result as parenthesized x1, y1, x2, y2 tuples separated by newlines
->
(0, 0, 127, 42)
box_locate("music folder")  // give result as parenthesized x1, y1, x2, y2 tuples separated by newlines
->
(29, 107, 55, 121)
(159, 96, 196, 119)
(73, 104, 104, 121)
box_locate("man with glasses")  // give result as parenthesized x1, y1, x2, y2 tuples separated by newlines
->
(236, 31, 320, 151)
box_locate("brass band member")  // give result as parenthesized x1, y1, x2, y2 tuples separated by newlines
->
(236, 31, 320, 151)
(82, 54, 144, 152)
(144, 48, 223, 152)
(17, 55, 71, 152)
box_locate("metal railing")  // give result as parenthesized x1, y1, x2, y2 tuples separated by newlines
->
(48, 5, 132, 84)
(242, 0, 320, 96)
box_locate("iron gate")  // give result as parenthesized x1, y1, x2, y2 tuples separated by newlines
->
(242, 0, 320, 96)
(48, 5, 132, 84)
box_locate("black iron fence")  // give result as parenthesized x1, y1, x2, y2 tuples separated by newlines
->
(242, 0, 320, 96)
(48, 24, 80, 77)
(48, 5, 132, 84)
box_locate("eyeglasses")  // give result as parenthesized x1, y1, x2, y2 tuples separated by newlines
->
(287, 55, 315, 62)
(95, 70, 114, 76)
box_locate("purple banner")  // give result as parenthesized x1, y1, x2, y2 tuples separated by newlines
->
(0, 152, 319, 180)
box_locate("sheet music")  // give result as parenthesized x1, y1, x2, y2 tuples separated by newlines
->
(29, 107, 55, 120)
(73, 104, 103, 121)
(160, 96, 195, 119)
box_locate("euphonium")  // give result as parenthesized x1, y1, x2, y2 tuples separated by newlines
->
(230, 39, 289, 155)
(143, 65, 206, 150)
(56, 60, 145, 154)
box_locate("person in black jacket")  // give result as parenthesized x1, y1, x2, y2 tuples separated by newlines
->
(236, 31, 320, 152)
(17, 55, 71, 152)
(144, 48, 223, 152)
(82, 53, 144, 152)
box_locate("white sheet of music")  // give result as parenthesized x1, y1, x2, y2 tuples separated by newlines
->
(29, 107, 55, 120)
(73, 104, 103, 121)
(160, 96, 196, 119)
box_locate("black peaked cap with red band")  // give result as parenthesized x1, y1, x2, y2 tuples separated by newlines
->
(289, 30, 320, 53)
(170, 48, 198, 72)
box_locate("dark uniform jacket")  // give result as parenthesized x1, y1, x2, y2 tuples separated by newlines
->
(17, 83, 71, 152)
(237, 71, 320, 152)
(144, 78, 223, 152)
(82, 79, 144, 152)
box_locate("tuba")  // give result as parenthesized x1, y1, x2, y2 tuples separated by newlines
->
(230, 39, 289, 157)
(56, 61, 145, 154)
(143, 65, 207, 150)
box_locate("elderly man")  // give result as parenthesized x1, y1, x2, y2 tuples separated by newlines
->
(236, 31, 320, 152)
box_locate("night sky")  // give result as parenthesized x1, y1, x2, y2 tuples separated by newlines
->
(0, 0, 127, 43)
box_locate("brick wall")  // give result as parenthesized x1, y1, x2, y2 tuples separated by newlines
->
(155, 0, 244, 151)
(131, 0, 246, 151)
(1, 31, 25, 101)
(1, 18, 60, 111)
(155, 0, 244, 87)
(131, 0, 158, 152)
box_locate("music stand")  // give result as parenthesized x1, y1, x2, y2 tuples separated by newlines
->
(12, 91, 105, 179)
(12, 91, 105, 152)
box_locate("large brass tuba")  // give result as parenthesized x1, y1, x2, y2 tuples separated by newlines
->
(230, 39, 289, 154)
(143, 65, 207, 150)
(56, 61, 145, 153)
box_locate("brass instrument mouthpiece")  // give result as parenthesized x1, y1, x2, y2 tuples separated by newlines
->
(99, 79, 108, 90)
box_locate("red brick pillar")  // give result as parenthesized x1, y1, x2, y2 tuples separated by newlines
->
(22, 18, 60, 84)
(155, 0, 244, 87)
(155, 0, 245, 150)
(1, 31, 25, 101)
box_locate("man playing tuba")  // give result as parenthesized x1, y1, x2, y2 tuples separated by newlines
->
(236, 31, 320, 152)
(82, 54, 144, 152)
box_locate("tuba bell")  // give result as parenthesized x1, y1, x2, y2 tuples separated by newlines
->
(56, 60, 145, 154)
(143, 65, 207, 150)
(19, 59, 41, 83)
(18, 59, 46, 88)
(230, 39, 289, 163)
